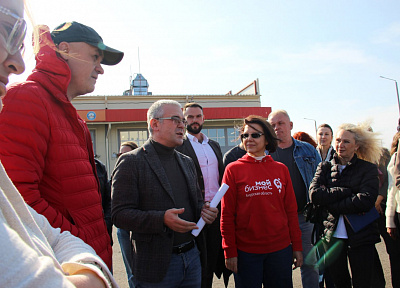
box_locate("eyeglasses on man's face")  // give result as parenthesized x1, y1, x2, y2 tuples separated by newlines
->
(155, 116, 187, 126)
(241, 132, 264, 140)
(0, 6, 27, 55)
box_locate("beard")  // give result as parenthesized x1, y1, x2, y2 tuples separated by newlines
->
(187, 123, 203, 135)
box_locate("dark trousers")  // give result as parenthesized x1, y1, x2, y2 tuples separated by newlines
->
(201, 214, 223, 288)
(371, 245, 385, 288)
(133, 244, 201, 288)
(372, 210, 386, 288)
(234, 245, 293, 288)
(323, 238, 375, 288)
(375, 207, 400, 288)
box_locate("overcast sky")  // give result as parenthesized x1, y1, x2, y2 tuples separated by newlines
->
(11, 0, 400, 148)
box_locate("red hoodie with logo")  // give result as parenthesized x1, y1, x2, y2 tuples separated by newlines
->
(221, 154, 302, 259)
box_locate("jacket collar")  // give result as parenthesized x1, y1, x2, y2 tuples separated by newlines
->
(142, 139, 199, 205)
(317, 146, 335, 161)
(332, 153, 358, 166)
(142, 139, 174, 202)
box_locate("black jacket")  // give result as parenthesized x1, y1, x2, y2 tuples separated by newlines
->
(309, 154, 380, 247)
(95, 159, 112, 244)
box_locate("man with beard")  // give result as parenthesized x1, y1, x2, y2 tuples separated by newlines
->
(176, 102, 226, 288)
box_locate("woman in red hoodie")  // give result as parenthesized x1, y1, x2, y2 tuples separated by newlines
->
(221, 115, 303, 288)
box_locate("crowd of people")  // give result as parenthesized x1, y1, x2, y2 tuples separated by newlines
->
(1, 1, 400, 288)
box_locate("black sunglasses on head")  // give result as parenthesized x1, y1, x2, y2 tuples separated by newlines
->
(241, 133, 264, 139)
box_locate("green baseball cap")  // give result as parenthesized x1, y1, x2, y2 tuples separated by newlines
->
(51, 21, 124, 66)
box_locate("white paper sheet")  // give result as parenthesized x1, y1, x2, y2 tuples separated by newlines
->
(191, 183, 229, 237)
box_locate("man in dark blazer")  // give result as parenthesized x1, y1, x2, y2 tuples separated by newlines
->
(175, 102, 227, 288)
(112, 100, 218, 287)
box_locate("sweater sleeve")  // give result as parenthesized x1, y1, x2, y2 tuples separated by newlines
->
(220, 164, 238, 259)
(0, 86, 78, 236)
(30, 206, 117, 287)
(396, 142, 400, 190)
(283, 167, 302, 252)
(0, 215, 75, 288)
(386, 155, 398, 228)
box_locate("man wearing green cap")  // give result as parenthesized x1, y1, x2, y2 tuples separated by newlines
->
(0, 22, 123, 269)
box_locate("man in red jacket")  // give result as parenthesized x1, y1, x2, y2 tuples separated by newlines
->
(0, 22, 123, 269)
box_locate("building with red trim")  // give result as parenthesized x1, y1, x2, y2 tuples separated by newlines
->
(71, 79, 270, 171)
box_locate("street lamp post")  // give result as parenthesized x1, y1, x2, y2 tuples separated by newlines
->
(380, 76, 400, 115)
(304, 118, 317, 139)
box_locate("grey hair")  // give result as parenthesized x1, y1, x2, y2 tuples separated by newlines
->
(337, 121, 382, 164)
(267, 109, 291, 122)
(147, 100, 182, 135)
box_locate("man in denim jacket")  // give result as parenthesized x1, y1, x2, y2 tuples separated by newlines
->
(268, 110, 321, 288)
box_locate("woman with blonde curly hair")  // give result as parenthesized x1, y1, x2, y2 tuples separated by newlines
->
(309, 122, 381, 288)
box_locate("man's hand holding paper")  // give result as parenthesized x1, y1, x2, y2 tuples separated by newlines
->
(192, 183, 229, 236)
(201, 202, 218, 224)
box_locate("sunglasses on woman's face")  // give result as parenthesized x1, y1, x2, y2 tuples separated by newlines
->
(241, 133, 264, 139)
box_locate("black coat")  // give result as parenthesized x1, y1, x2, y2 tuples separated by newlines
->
(309, 154, 380, 247)
(95, 159, 112, 244)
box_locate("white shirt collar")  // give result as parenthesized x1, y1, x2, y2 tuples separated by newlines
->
(186, 132, 209, 144)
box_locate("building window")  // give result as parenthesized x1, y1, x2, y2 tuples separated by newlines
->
(227, 127, 240, 146)
(203, 127, 240, 154)
(204, 128, 225, 147)
(117, 127, 240, 155)
(119, 129, 149, 147)
(89, 129, 96, 156)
